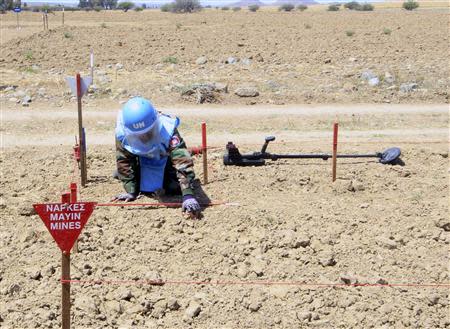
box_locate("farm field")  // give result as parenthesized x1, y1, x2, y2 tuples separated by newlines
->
(0, 4, 449, 329)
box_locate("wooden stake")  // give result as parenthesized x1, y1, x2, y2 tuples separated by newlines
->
(201, 122, 208, 184)
(332, 121, 338, 182)
(43, 14, 46, 30)
(82, 128, 87, 184)
(60, 193, 71, 329)
(61, 251, 71, 329)
(76, 74, 87, 187)
(62, 7, 65, 26)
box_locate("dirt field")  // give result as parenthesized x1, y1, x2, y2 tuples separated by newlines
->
(1, 6, 449, 106)
(1, 103, 449, 328)
(0, 5, 449, 329)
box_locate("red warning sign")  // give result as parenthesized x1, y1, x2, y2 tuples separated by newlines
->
(33, 202, 96, 253)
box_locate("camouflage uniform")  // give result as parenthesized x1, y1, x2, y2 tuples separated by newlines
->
(116, 128, 195, 196)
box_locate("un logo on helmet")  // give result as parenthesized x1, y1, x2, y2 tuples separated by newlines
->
(133, 121, 146, 130)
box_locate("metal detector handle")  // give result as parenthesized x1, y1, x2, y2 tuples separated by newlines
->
(261, 136, 275, 154)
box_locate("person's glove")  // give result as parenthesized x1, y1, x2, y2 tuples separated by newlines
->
(182, 195, 201, 219)
(111, 192, 137, 202)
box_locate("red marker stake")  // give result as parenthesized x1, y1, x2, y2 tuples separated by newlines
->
(70, 183, 79, 253)
(201, 122, 208, 184)
(61, 192, 71, 203)
(332, 122, 339, 182)
(70, 183, 77, 203)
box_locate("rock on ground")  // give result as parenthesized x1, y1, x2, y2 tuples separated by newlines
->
(234, 86, 259, 97)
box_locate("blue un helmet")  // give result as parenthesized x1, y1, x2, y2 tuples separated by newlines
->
(122, 97, 158, 135)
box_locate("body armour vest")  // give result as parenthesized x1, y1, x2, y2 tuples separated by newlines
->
(116, 112, 180, 192)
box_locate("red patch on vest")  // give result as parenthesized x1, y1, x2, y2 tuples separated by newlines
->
(170, 136, 180, 148)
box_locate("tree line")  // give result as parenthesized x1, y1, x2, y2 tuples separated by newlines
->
(1, 0, 420, 13)
(78, 0, 118, 9)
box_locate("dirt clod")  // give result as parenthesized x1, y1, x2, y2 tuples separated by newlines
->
(185, 301, 201, 318)
(235, 86, 259, 97)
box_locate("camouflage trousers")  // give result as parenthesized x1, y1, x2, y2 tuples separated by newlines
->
(113, 161, 182, 196)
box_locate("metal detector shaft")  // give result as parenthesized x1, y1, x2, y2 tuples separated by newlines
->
(336, 153, 381, 159)
(257, 153, 382, 161)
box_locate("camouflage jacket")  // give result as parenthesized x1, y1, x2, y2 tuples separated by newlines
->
(116, 128, 195, 196)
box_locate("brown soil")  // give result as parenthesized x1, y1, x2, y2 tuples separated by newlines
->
(1, 8, 449, 105)
(0, 6, 449, 329)
(0, 103, 449, 328)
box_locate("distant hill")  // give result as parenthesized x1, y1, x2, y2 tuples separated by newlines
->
(229, 0, 266, 7)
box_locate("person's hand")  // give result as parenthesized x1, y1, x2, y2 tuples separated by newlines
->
(182, 195, 201, 219)
(111, 192, 137, 202)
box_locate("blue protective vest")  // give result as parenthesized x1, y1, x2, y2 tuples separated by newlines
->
(116, 112, 180, 192)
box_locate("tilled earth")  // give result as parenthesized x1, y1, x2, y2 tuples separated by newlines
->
(1, 8, 449, 106)
(0, 105, 449, 328)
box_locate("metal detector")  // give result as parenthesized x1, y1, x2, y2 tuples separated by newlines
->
(223, 136, 402, 166)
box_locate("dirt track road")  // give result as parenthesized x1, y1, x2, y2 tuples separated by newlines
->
(2, 104, 448, 147)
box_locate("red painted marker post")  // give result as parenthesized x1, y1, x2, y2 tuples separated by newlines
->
(201, 122, 208, 184)
(332, 122, 339, 182)
(70, 183, 77, 203)
(33, 200, 96, 329)
(61, 193, 71, 203)
(70, 183, 79, 253)
(76, 74, 87, 187)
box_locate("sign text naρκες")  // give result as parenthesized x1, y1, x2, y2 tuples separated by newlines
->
(46, 203, 85, 230)
(46, 203, 86, 212)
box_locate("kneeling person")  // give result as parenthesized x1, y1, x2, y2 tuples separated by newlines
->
(113, 97, 201, 218)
